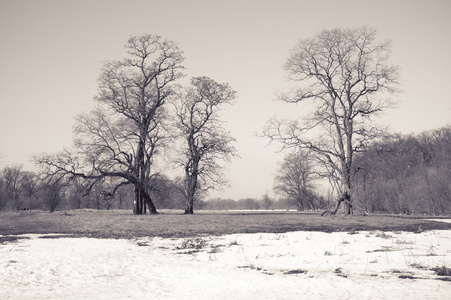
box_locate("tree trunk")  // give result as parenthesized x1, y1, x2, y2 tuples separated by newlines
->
(133, 134, 159, 214)
(133, 186, 142, 214)
(143, 189, 158, 214)
(184, 204, 194, 214)
(343, 191, 353, 214)
(184, 180, 196, 214)
(184, 157, 199, 214)
(134, 185, 158, 214)
(330, 198, 343, 215)
(341, 166, 353, 215)
(322, 191, 352, 216)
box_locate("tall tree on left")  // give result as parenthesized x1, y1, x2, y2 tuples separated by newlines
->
(35, 35, 184, 214)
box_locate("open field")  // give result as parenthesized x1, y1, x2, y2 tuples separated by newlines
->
(2, 210, 451, 299)
(1, 229, 451, 299)
(1, 209, 451, 239)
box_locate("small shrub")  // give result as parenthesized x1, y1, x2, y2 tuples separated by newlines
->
(284, 269, 307, 275)
(177, 237, 208, 250)
(432, 266, 451, 276)
(137, 241, 150, 247)
(414, 225, 423, 234)
(208, 247, 222, 254)
(0, 236, 28, 245)
(366, 246, 394, 253)
(376, 231, 392, 239)
(426, 244, 437, 256)
(409, 262, 428, 270)
(394, 238, 415, 245)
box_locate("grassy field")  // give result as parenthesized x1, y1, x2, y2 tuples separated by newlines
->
(1, 209, 451, 239)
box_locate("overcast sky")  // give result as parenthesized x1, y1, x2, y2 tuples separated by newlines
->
(1, 0, 450, 200)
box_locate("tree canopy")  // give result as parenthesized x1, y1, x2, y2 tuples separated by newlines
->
(264, 26, 400, 214)
(172, 76, 237, 214)
(36, 34, 185, 214)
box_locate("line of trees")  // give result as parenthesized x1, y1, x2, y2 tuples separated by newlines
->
(203, 193, 319, 211)
(3, 122, 450, 216)
(352, 126, 451, 215)
(271, 126, 451, 215)
(2, 27, 449, 216)
(0, 165, 196, 212)
(33, 34, 237, 214)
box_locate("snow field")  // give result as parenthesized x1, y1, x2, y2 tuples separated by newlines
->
(1, 230, 450, 299)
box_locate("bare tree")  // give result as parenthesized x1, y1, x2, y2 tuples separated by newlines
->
(264, 26, 400, 214)
(35, 34, 184, 214)
(21, 171, 39, 199)
(273, 151, 316, 210)
(262, 192, 274, 210)
(42, 181, 65, 213)
(172, 77, 237, 214)
(2, 165, 24, 210)
(352, 127, 451, 215)
(0, 175, 7, 210)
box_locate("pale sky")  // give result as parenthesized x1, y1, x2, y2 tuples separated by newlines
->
(1, 0, 450, 200)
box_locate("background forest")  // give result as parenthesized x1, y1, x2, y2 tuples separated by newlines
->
(1, 126, 450, 214)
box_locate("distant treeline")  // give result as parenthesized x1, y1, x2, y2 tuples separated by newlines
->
(201, 196, 326, 211)
(0, 126, 450, 214)
(352, 126, 451, 215)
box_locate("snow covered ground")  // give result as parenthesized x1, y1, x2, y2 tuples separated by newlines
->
(1, 229, 451, 299)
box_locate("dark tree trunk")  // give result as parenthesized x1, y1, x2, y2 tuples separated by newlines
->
(184, 156, 199, 214)
(134, 185, 158, 214)
(184, 205, 194, 214)
(134, 187, 142, 214)
(132, 135, 158, 214)
(143, 189, 158, 214)
(343, 191, 353, 214)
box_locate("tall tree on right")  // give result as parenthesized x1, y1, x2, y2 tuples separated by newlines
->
(264, 26, 400, 214)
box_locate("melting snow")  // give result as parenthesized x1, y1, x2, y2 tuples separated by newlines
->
(1, 230, 450, 299)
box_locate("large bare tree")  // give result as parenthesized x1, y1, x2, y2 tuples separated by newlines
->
(172, 77, 237, 214)
(35, 34, 184, 214)
(264, 26, 400, 214)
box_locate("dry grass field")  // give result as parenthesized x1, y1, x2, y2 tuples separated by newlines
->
(1, 209, 451, 239)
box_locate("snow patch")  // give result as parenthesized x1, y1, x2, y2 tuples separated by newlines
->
(1, 230, 450, 299)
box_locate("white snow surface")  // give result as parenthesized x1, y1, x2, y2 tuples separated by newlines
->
(1, 230, 451, 299)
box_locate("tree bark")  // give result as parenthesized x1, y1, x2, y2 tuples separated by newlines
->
(184, 174, 195, 214)
(133, 187, 142, 214)
(134, 185, 158, 214)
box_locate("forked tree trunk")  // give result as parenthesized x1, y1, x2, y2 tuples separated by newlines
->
(133, 185, 158, 214)
(133, 135, 158, 214)
(343, 192, 353, 215)
(322, 192, 352, 216)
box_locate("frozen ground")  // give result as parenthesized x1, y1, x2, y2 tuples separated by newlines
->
(1, 229, 451, 299)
